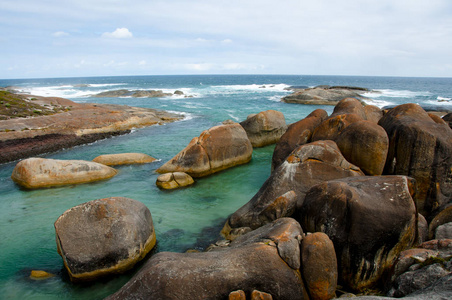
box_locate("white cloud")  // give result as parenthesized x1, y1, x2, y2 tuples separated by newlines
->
(221, 39, 233, 44)
(102, 28, 133, 39)
(52, 31, 69, 37)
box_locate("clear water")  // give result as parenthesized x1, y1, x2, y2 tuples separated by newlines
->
(0, 75, 451, 299)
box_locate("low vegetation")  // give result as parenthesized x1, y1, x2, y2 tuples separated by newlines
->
(0, 91, 69, 120)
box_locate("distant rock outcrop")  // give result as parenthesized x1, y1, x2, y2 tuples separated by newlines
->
(93, 89, 184, 98)
(281, 86, 370, 105)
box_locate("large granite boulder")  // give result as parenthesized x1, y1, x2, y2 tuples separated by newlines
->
(92, 153, 156, 166)
(281, 86, 368, 105)
(311, 113, 363, 142)
(335, 120, 389, 175)
(330, 98, 367, 120)
(240, 110, 287, 148)
(54, 197, 156, 282)
(222, 140, 364, 239)
(364, 105, 384, 123)
(271, 109, 328, 170)
(299, 175, 418, 292)
(11, 157, 117, 189)
(301, 232, 338, 300)
(156, 122, 253, 177)
(106, 218, 308, 300)
(378, 103, 452, 219)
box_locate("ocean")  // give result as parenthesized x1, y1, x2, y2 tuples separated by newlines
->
(0, 74, 451, 299)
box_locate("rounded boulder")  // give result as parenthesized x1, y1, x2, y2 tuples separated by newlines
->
(335, 120, 389, 175)
(156, 122, 253, 177)
(301, 232, 338, 300)
(11, 157, 117, 189)
(54, 197, 156, 282)
(299, 175, 417, 292)
(239, 110, 287, 148)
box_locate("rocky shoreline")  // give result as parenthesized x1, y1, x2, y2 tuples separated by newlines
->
(0, 92, 182, 164)
(5, 89, 452, 299)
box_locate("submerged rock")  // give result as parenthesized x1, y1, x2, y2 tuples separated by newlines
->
(92, 152, 156, 166)
(239, 110, 287, 148)
(157, 122, 253, 177)
(11, 157, 117, 189)
(30, 270, 55, 280)
(54, 197, 156, 282)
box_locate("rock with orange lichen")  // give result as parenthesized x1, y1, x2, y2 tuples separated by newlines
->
(157, 122, 252, 177)
(301, 232, 337, 300)
(54, 197, 156, 282)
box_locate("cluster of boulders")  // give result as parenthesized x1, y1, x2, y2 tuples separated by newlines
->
(11, 99, 452, 299)
(129, 98, 451, 299)
(156, 109, 287, 180)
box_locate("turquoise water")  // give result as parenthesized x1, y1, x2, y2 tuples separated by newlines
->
(0, 75, 451, 299)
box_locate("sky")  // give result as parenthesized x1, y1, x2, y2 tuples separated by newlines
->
(1, 0, 451, 79)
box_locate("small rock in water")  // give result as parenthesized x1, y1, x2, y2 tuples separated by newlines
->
(30, 270, 54, 280)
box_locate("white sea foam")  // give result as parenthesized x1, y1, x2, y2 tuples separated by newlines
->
(437, 96, 451, 102)
(367, 89, 432, 98)
(167, 110, 195, 121)
(210, 83, 291, 93)
(268, 95, 283, 102)
(362, 98, 394, 108)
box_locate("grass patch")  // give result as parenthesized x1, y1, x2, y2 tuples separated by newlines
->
(0, 91, 67, 120)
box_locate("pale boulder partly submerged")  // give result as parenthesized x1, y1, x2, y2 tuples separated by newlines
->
(92, 153, 156, 166)
(11, 157, 118, 189)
